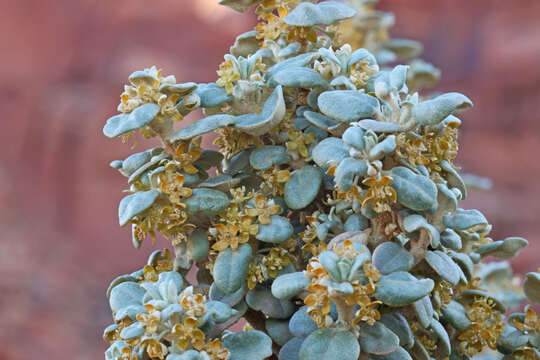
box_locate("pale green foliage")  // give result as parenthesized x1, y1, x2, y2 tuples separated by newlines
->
(101, 1, 540, 360)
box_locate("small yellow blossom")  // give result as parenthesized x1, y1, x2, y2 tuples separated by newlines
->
(260, 168, 291, 196)
(334, 239, 360, 259)
(211, 223, 244, 251)
(216, 57, 240, 94)
(196, 339, 230, 360)
(286, 130, 315, 159)
(136, 305, 161, 335)
(287, 26, 318, 44)
(353, 300, 382, 326)
(179, 286, 207, 318)
(361, 176, 397, 213)
(140, 337, 168, 360)
(172, 317, 205, 350)
(214, 127, 262, 159)
(256, 13, 289, 41)
(159, 172, 192, 206)
(245, 194, 280, 224)
(173, 143, 201, 175)
(247, 262, 266, 289)
(512, 307, 540, 333)
(349, 61, 378, 89)
(263, 247, 293, 278)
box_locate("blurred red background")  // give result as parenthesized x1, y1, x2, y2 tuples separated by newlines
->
(1, 0, 539, 359)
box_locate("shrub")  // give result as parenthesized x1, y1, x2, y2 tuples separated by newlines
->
(101, 1, 540, 359)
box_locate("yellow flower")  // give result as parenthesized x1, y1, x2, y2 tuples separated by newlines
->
(261, 168, 290, 196)
(121, 347, 138, 360)
(136, 305, 161, 335)
(160, 172, 192, 206)
(458, 297, 505, 357)
(334, 239, 360, 260)
(353, 300, 382, 326)
(214, 127, 261, 159)
(363, 261, 381, 284)
(344, 281, 376, 306)
(246, 194, 280, 225)
(512, 307, 540, 333)
(361, 175, 397, 213)
(287, 26, 318, 44)
(196, 339, 230, 360)
(211, 223, 243, 251)
(286, 130, 315, 158)
(256, 13, 289, 41)
(179, 286, 207, 318)
(174, 143, 201, 175)
(216, 57, 240, 94)
(172, 317, 205, 350)
(263, 247, 292, 278)
(140, 337, 168, 360)
(259, 0, 299, 15)
(396, 133, 429, 167)
(349, 61, 378, 89)
(247, 262, 266, 289)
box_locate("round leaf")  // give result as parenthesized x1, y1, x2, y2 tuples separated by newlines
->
(318, 90, 379, 122)
(375, 271, 434, 307)
(256, 215, 293, 243)
(390, 167, 438, 212)
(222, 330, 273, 360)
(272, 272, 311, 300)
(284, 1, 356, 26)
(372, 242, 413, 275)
(103, 103, 160, 138)
(312, 137, 350, 169)
(213, 244, 252, 294)
(358, 321, 400, 355)
(273, 67, 327, 88)
(185, 188, 230, 216)
(299, 329, 360, 360)
(425, 250, 461, 286)
(109, 282, 145, 313)
(250, 146, 290, 170)
(284, 166, 322, 210)
(524, 272, 540, 304)
(412, 92, 473, 126)
(118, 190, 159, 226)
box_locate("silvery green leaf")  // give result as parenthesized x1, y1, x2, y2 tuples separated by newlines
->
(280, 337, 304, 360)
(430, 318, 451, 356)
(433, 183, 458, 228)
(384, 39, 423, 59)
(122, 148, 161, 176)
(523, 272, 540, 303)
(105, 341, 131, 360)
(194, 83, 231, 108)
(368, 65, 409, 95)
(128, 70, 157, 86)
(312, 137, 351, 169)
(106, 274, 137, 299)
(272, 272, 310, 300)
(391, 167, 438, 212)
(279, 42, 302, 57)
(410, 340, 430, 360)
(342, 126, 366, 149)
(402, 214, 440, 248)
(171, 114, 236, 141)
(110, 160, 123, 171)
(299, 329, 360, 360)
(214, 244, 252, 294)
(318, 251, 342, 281)
(304, 111, 347, 135)
(273, 67, 327, 88)
(219, 0, 258, 12)
(440, 229, 462, 250)
(209, 283, 246, 307)
(458, 289, 506, 312)
(187, 229, 208, 262)
(497, 329, 530, 355)
(269, 53, 318, 78)
(159, 82, 197, 96)
(412, 295, 434, 329)
(334, 158, 368, 192)
(235, 85, 286, 136)
(249, 146, 290, 170)
(412, 92, 473, 125)
(475, 237, 528, 259)
(194, 150, 224, 170)
(222, 330, 273, 360)
(357, 119, 403, 133)
(372, 242, 413, 275)
(127, 153, 170, 185)
(256, 215, 293, 243)
(289, 306, 318, 338)
(161, 303, 184, 322)
(443, 208, 487, 230)
(171, 350, 204, 360)
(358, 321, 399, 355)
(407, 59, 441, 90)
(284, 1, 356, 26)
(205, 301, 236, 323)
(103, 324, 118, 342)
(368, 347, 413, 360)
(379, 312, 414, 349)
(425, 250, 461, 285)
(344, 214, 370, 232)
(375, 49, 398, 66)
(246, 286, 296, 318)
(449, 252, 474, 281)
(226, 150, 252, 175)
(120, 322, 144, 340)
(266, 319, 294, 346)
(441, 300, 471, 332)
(305, 125, 328, 139)
(368, 135, 396, 160)
(118, 190, 159, 226)
(113, 304, 146, 322)
(157, 271, 184, 294)
(109, 282, 145, 313)
(375, 271, 434, 306)
(348, 48, 378, 71)
(230, 31, 260, 58)
(440, 160, 467, 199)
(185, 188, 230, 216)
(284, 166, 322, 210)
(318, 90, 379, 122)
(103, 103, 160, 138)
(329, 76, 356, 90)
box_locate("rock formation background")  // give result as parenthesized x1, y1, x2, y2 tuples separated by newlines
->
(1, 0, 539, 358)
